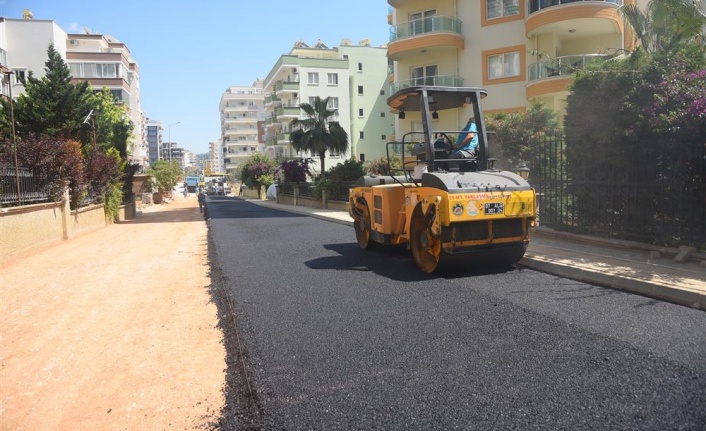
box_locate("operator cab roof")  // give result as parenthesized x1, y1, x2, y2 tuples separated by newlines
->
(387, 86, 488, 112)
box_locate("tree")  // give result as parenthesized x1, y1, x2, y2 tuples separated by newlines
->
(240, 153, 277, 188)
(289, 96, 348, 173)
(149, 160, 181, 193)
(0, 44, 93, 142)
(620, 0, 706, 54)
(91, 88, 134, 159)
(484, 103, 562, 171)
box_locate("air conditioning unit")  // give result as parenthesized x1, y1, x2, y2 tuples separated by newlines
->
(69, 39, 79, 46)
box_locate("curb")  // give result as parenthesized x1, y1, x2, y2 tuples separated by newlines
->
(520, 255, 706, 311)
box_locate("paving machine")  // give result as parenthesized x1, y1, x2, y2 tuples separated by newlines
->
(349, 86, 536, 273)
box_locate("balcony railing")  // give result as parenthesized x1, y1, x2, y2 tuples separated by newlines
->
(527, 54, 612, 81)
(390, 75, 464, 94)
(389, 16, 462, 42)
(529, 0, 623, 15)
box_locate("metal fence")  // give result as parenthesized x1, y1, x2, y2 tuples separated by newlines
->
(530, 133, 706, 248)
(278, 181, 353, 202)
(0, 166, 50, 207)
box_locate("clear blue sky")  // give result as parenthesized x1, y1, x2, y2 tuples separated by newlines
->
(0, 0, 391, 154)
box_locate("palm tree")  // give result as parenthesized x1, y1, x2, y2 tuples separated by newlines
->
(289, 96, 348, 173)
(620, 0, 706, 54)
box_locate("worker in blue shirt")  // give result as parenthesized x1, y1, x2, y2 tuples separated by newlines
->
(448, 117, 478, 170)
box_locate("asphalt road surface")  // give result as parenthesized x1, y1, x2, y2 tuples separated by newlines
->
(205, 196, 706, 430)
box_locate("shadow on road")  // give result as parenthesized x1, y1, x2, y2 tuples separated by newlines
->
(306, 242, 517, 282)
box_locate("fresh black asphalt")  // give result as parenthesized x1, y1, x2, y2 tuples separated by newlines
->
(205, 196, 706, 430)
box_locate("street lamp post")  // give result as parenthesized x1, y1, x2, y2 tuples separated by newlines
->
(168, 121, 181, 162)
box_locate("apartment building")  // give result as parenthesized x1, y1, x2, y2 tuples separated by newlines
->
(219, 80, 265, 175)
(208, 138, 225, 173)
(262, 39, 389, 174)
(387, 0, 640, 137)
(145, 119, 164, 165)
(66, 33, 146, 166)
(0, 15, 147, 167)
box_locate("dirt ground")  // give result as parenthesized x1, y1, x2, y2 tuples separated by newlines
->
(0, 194, 226, 430)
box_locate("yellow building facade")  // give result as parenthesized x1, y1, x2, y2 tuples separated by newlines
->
(387, 0, 638, 136)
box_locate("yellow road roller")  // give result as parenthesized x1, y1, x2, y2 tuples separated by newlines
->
(349, 86, 536, 273)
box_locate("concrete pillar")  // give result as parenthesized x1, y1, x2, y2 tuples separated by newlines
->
(61, 181, 71, 240)
(294, 184, 299, 206)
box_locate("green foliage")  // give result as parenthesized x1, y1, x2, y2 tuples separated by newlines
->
(0, 44, 93, 143)
(103, 181, 123, 222)
(148, 160, 181, 193)
(364, 154, 402, 176)
(92, 88, 134, 158)
(619, 0, 706, 54)
(240, 153, 277, 188)
(484, 103, 562, 171)
(327, 158, 365, 182)
(289, 96, 349, 173)
(313, 158, 364, 200)
(564, 47, 705, 246)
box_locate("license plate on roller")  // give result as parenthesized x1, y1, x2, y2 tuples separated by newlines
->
(484, 202, 504, 215)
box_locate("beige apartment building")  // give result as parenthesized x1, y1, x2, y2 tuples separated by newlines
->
(66, 33, 147, 166)
(219, 80, 265, 175)
(387, 0, 639, 138)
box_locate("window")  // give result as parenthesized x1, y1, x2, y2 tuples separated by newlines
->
(486, 0, 519, 19)
(359, 131, 364, 139)
(358, 108, 364, 117)
(308, 96, 317, 106)
(327, 97, 339, 109)
(358, 85, 364, 95)
(380, 89, 385, 95)
(327, 73, 338, 85)
(307, 72, 319, 85)
(488, 52, 520, 79)
(381, 135, 386, 140)
(380, 112, 386, 117)
(411, 65, 438, 86)
(12, 69, 26, 85)
(410, 9, 436, 35)
(360, 153, 365, 162)
(358, 62, 363, 72)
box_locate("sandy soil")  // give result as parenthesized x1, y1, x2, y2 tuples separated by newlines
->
(0, 195, 226, 430)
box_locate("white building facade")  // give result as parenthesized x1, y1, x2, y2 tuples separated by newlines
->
(219, 80, 265, 175)
(0, 16, 147, 167)
(262, 39, 389, 174)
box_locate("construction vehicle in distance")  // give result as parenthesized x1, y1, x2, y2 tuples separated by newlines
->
(348, 86, 536, 273)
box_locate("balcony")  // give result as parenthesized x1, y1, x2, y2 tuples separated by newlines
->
(389, 75, 464, 95)
(275, 78, 300, 94)
(264, 94, 281, 106)
(529, 0, 623, 15)
(388, 16, 464, 61)
(526, 0, 624, 39)
(276, 105, 301, 118)
(528, 54, 612, 81)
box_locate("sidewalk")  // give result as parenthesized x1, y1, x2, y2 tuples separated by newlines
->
(243, 197, 706, 311)
(0, 195, 225, 430)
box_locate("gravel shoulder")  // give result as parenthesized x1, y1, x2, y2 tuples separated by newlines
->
(0, 195, 226, 430)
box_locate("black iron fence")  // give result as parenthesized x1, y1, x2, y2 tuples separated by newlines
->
(0, 166, 50, 207)
(530, 133, 706, 248)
